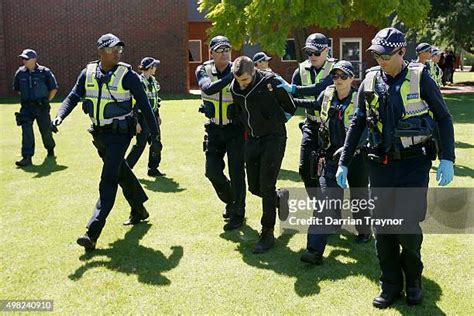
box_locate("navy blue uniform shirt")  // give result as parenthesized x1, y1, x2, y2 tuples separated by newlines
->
(58, 62, 159, 138)
(13, 64, 58, 102)
(340, 64, 455, 166)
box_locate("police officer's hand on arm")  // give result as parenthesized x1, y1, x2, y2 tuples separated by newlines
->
(275, 75, 296, 94)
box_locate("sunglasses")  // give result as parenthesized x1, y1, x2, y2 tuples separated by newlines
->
(371, 48, 401, 61)
(332, 73, 350, 80)
(213, 46, 231, 53)
(305, 49, 324, 57)
(102, 46, 123, 54)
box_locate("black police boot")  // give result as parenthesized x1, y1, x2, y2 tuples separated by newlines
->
(47, 149, 55, 157)
(123, 206, 149, 225)
(223, 216, 245, 231)
(406, 279, 423, 305)
(276, 189, 290, 221)
(148, 168, 165, 177)
(76, 233, 96, 250)
(253, 228, 275, 254)
(355, 233, 372, 244)
(15, 156, 32, 167)
(300, 249, 323, 265)
(372, 291, 402, 309)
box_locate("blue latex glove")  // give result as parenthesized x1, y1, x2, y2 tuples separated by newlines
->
(275, 75, 296, 94)
(284, 112, 293, 122)
(336, 166, 348, 188)
(436, 159, 454, 186)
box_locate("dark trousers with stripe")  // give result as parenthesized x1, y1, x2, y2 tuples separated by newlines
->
(86, 131, 148, 240)
(204, 123, 246, 217)
(369, 155, 431, 294)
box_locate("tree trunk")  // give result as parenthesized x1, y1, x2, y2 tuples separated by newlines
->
(293, 27, 309, 63)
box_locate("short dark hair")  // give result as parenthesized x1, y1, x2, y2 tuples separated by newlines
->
(232, 56, 254, 77)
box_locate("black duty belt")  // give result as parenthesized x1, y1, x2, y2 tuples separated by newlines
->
(367, 146, 428, 165)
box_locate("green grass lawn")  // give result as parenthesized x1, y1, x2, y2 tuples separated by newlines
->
(454, 71, 474, 84)
(1, 93, 473, 314)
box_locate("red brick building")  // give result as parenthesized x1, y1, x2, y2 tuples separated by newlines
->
(0, 0, 188, 97)
(0, 0, 380, 97)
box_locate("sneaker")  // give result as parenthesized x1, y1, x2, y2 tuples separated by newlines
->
(15, 156, 32, 167)
(76, 234, 96, 250)
(148, 169, 165, 177)
(223, 216, 245, 231)
(300, 249, 323, 265)
(253, 229, 275, 254)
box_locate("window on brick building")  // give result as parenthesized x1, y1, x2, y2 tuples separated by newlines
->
(189, 40, 202, 63)
(340, 38, 362, 78)
(281, 38, 297, 62)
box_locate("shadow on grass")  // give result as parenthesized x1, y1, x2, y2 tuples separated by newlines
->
(220, 226, 444, 313)
(278, 168, 302, 183)
(139, 176, 186, 193)
(19, 156, 68, 178)
(69, 223, 183, 286)
(444, 94, 474, 124)
(455, 141, 474, 149)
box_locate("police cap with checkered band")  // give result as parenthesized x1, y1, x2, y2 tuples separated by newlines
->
(367, 27, 407, 55)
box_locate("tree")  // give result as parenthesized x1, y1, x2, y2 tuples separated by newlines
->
(411, 0, 474, 54)
(198, 0, 431, 59)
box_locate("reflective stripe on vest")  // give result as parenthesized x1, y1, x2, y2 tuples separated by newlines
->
(365, 65, 431, 147)
(320, 85, 357, 130)
(200, 62, 233, 125)
(427, 60, 443, 87)
(299, 59, 334, 122)
(85, 63, 132, 126)
(145, 76, 160, 111)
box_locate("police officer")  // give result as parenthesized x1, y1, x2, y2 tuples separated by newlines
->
(126, 57, 164, 176)
(298, 60, 371, 265)
(428, 47, 443, 87)
(335, 28, 455, 308)
(195, 35, 246, 231)
(252, 52, 272, 71)
(415, 43, 432, 64)
(276, 33, 335, 190)
(230, 56, 296, 253)
(52, 34, 161, 250)
(13, 49, 58, 167)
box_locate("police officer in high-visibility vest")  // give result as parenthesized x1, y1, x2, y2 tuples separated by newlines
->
(252, 52, 272, 72)
(298, 60, 371, 265)
(195, 36, 246, 231)
(52, 34, 161, 250)
(427, 47, 443, 87)
(13, 49, 58, 167)
(126, 57, 164, 177)
(335, 28, 455, 308)
(415, 43, 432, 65)
(276, 33, 335, 190)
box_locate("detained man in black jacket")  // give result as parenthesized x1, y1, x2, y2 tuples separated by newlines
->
(230, 56, 297, 253)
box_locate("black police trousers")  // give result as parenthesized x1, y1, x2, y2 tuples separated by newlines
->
(86, 131, 148, 240)
(204, 123, 246, 217)
(17, 102, 55, 157)
(126, 111, 161, 171)
(307, 152, 370, 254)
(299, 123, 320, 189)
(245, 132, 286, 229)
(368, 155, 431, 294)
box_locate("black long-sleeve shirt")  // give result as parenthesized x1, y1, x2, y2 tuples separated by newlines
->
(340, 65, 455, 167)
(58, 62, 159, 138)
